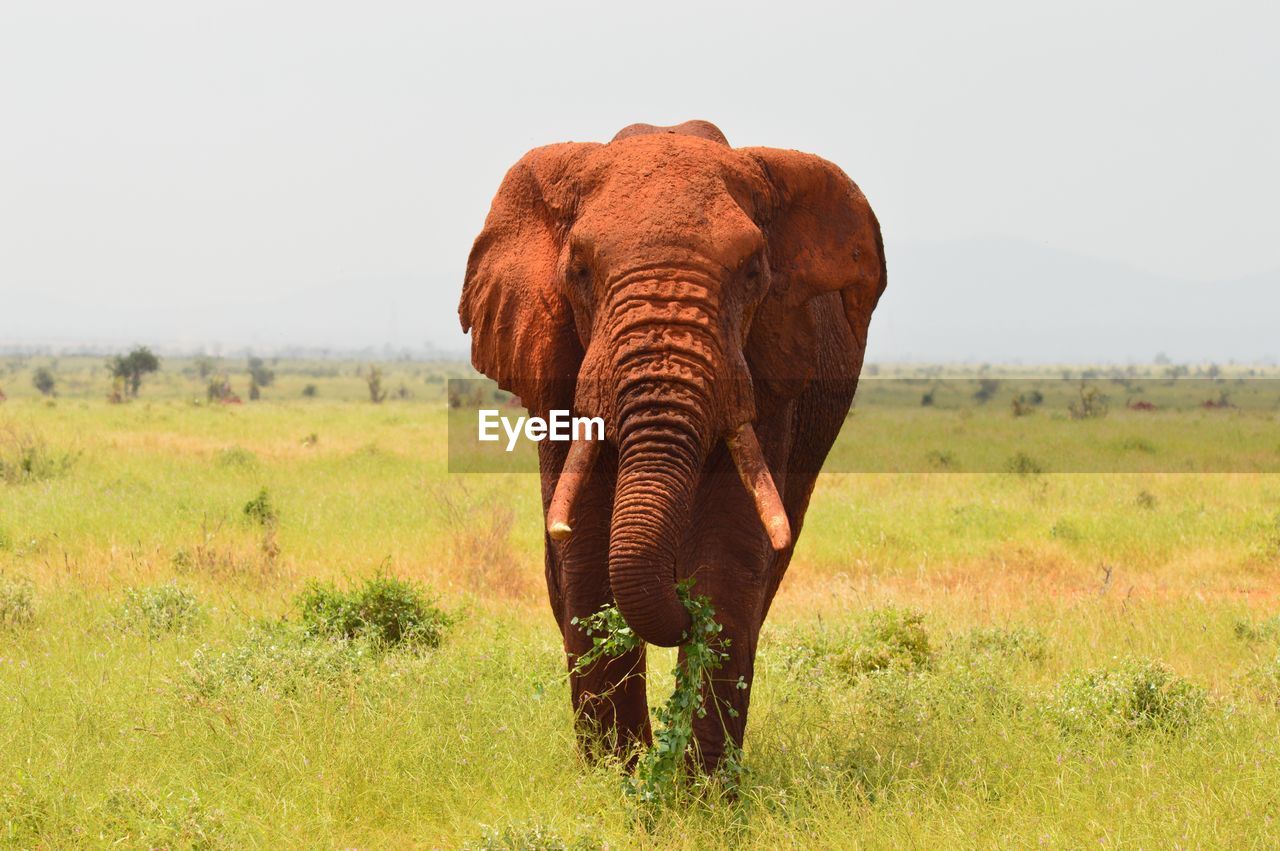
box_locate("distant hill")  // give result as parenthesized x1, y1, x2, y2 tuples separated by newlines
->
(868, 238, 1278, 364)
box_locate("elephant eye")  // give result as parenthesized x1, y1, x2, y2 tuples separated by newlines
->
(564, 249, 591, 286)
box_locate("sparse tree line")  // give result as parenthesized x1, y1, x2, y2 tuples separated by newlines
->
(0, 352, 1263, 406)
(0, 346, 411, 404)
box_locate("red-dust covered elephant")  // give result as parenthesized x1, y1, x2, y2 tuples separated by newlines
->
(459, 120, 886, 769)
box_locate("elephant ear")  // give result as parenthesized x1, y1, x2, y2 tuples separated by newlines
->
(741, 147, 887, 390)
(459, 143, 599, 416)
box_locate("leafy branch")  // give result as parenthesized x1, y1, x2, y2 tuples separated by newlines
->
(571, 579, 743, 804)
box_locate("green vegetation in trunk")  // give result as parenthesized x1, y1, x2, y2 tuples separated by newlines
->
(573, 580, 743, 805)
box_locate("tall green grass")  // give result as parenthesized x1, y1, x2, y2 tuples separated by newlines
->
(1, 363, 1279, 845)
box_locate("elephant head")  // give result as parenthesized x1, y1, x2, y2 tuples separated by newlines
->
(460, 121, 886, 646)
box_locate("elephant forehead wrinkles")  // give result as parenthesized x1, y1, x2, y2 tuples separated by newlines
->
(613, 359, 714, 401)
(606, 279, 715, 304)
(611, 327, 719, 368)
(611, 301, 715, 335)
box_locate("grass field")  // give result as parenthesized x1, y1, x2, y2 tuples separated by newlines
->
(2, 356, 1280, 847)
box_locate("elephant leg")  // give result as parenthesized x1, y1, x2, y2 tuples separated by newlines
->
(539, 442, 650, 760)
(680, 568, 757, 772)
(677, 463, 773, 772)
(565, 603, 651, 762)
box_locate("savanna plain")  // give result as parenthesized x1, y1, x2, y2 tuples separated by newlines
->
(2, 356, 1280, 848)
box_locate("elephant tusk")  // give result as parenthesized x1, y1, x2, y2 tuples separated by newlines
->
(546, 437, 601, 542)
(727, 424, 792, 552)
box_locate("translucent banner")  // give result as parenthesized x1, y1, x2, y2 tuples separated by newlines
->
(447, 377, 1280, 474)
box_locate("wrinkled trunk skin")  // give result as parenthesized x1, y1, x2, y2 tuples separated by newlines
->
(597, 272, 732, 647)
(608, 410, 699, 646)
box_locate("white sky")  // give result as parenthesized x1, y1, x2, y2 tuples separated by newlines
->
(1, 1, 1276, 358)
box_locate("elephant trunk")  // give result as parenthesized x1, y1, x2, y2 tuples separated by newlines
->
(599, 271, 730, 647)
(607, 405, 701, 647)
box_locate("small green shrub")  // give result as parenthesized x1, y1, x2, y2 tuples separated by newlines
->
(1135, 489, 1158, 510)
(834, 607, 933, 677)
(366, 364, 387, 403)
(973, 378, 1000, 404)
(925, 449, 956, 470)
(1116, 436, 1157, 454)
(206, 377, 236, 403)
(242, 487, 276, 526)
(94, 786, 226, 848)
(1005, 452, 1044, 476)
(116, 583, 201, 634)
(1068, 384, 1109, 420)
(1011, 391, 1042, 417)
(214, 446, 257, 468)
(770, 624, 848, 683)
(1047, 657, 1207, 736)
(0, 575, 35, 628)
(296, 574, 451, 648)
(1232, 615, 1280, 643)
(949, 625, 1047, 663)
(31, 367, 56, 397)
(1050, 519, 1082, 542)
(0, 423, 76, 484)
(1241, 650, 1280, 705)
(182, 624, 378, 699)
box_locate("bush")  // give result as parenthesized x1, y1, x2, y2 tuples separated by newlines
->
(1012, 389, 1044, 416)
(0, 423, 77, 484)
(834, 607, 933, 678)
(0, 575, 35, 628)
(206, 376, 237, 404)
(1005, 451, 1044, 476)
(94, 786, 227, 848)
(1242, 650, 1280, 705)
(31, 367, 56, 397)
(1047, 657, 1207, 736)
(1116, 436, 1157, 454)
(925, 449, 956, 470)
(774, 608, 934, 685)
(366, 365, 387, 403)
(949, 625, 1047, 663)
(296, 574, 451, 648)
(1232, 615, 1280, 643)
(1068, 384, 1109, 420)
(242, 487, 276, 527)
(973, 378, 1000, 404)
(214, 446, 257, 468)
(246, 357, 274, 389)
(182, 624, 378, 699)
(301, 384, 318, 398)
(1050, 519, 1082, 542)
(116, 583, 201, 634)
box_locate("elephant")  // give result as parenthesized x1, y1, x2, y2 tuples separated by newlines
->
(459, 119, 886, 770)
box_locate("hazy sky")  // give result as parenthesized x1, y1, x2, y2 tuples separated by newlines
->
(2, 1, 1276, 359)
